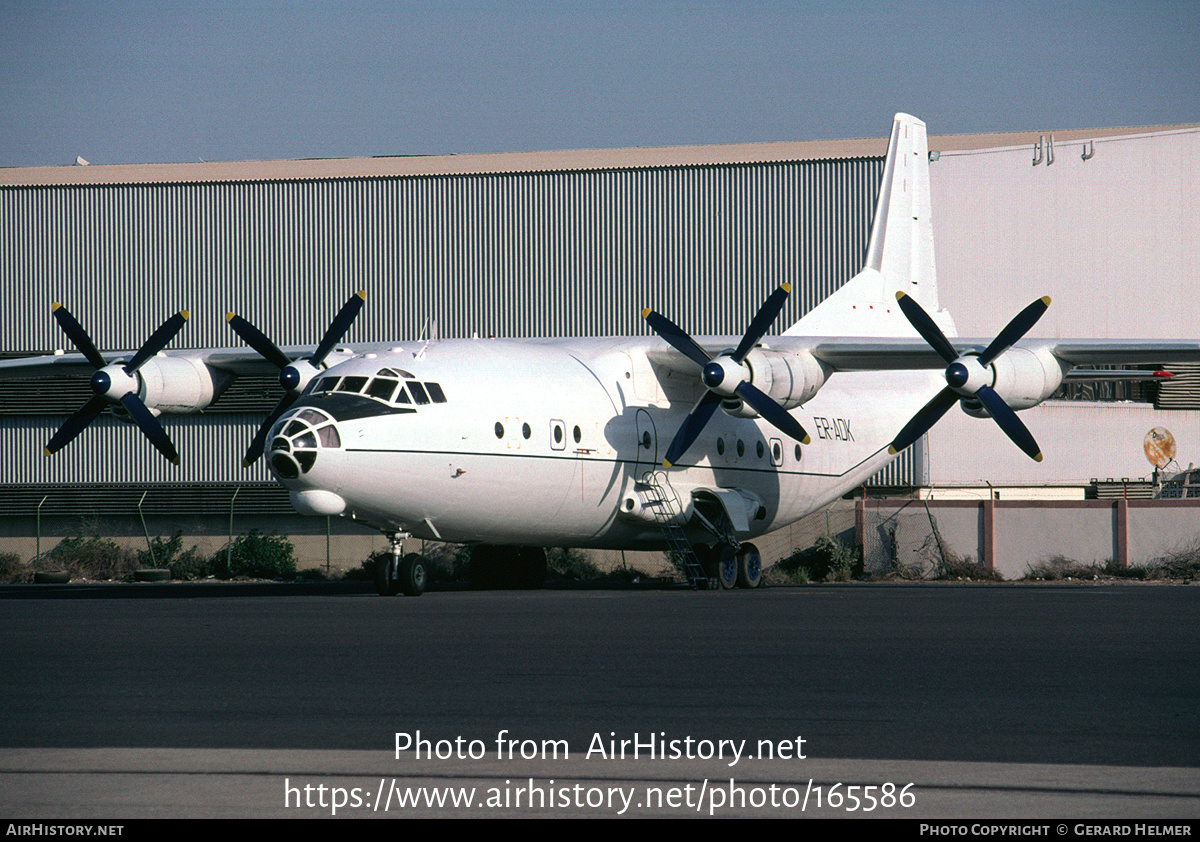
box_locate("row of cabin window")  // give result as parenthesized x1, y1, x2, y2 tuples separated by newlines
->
(494, 421, 583, 445)
(311, 374, 447, 405)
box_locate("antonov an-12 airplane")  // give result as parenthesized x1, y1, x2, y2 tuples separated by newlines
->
(6, 114, 1199, 595)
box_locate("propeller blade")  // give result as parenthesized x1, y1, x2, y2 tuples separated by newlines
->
(120, 394, 180, 464)
(895, 291, 958, 365)
(888, 386, 959, 455)
(974, 385, 1043, 461)
(124, 310, 189, 374)
(312, 290, 366, 366)
(45, 394, 108, 456)
(643, 309, 712, 368)
(227, 313, 293, 371)
(51, 303, 106, 369)
(662, 391, 722, 467)
(734, 381, 810, 444)
(732, 283, 791, 363)
(243, 392, 299, 467)
(977, 296, 1051, 367)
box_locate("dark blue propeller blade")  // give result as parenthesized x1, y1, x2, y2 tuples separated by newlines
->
(888, 386, 958, 455)
(51, 303, 106, 369)
(244, 392, 299, 467)
(978, 296, 1051, 367)
(896, 291, 958, 364)
(662, 391, 722, 467)
(120, 393, 180, 465)
(733, 283, 791, 363)
(226, 313, 293, 370)
(975, 385, 1043, 462)
(735, 381, 810, 444)
(313, 290, 366, 367)
(643, 309, 712, 368)
(44, 394, 107, 456)
(124, 311, 189, 374)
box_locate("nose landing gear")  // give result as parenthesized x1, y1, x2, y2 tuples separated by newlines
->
(375, 532, 426, 597)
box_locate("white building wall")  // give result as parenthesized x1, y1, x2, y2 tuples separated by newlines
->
(924, 126, 1200, 487)
(930, 126, 1200, 340)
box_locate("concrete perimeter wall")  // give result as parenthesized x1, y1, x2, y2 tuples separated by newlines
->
(857, 497, 1200, 580)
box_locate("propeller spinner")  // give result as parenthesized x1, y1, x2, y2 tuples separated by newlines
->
(45, 303, 188, 464)
(889, 291, 1051, 461)
(643, 283, 811, 467)
(227, 290, 366, 467)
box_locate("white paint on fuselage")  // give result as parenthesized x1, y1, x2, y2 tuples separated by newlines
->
(274, 336, 944, 547)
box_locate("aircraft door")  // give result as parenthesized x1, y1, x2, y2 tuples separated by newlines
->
(635, 409, 657, 480)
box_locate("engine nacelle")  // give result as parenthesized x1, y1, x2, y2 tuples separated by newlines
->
(722, 348, 828, 418)
(137, 356, 232, 414)
(961, 346, 1067, 418)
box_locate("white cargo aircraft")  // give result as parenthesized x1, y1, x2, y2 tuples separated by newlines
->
(7, 114, 1198, 595)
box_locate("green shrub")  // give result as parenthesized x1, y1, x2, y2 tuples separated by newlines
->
(212, 530, 296, 579)
(546, 547, 600, 580)
(0, 551, 28, 584)
(137, 531, 209, 580)
(777, 535, 859, 582)
(44, 534, 137, 581)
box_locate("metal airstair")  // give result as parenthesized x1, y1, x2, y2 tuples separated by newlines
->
(638, 470, 709, 588)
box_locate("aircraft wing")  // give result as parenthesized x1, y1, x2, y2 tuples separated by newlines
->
(646, 335, 1200, 374)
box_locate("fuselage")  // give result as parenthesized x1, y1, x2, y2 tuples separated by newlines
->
(265, 336, 942, 547)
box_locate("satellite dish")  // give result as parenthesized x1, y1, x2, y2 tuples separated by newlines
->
(1144, 427, 1175, 469)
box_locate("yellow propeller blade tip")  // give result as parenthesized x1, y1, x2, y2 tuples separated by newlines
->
(801, 434, 811, 445)
(895, 291, 907, 302)
(641, 308, 651, 319)
(51, 302, 62, 311)
(661, 459, 672, 468)
(1040, 295, 1052, 306)
(781, 282, 791, 293)
(356, 290, 367, 300)
(43, 448, 52, 458)
(1033, 453, 1044, 463)
(225, 312, 236, 322)
(887, 445, 899, 455)
(180, 310, 189, 320)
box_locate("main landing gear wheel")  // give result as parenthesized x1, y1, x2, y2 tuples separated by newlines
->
(398, 553, 426, 597)
(736, 542, 763, 589)
(717, 545, 739, 590)
(374, 553, 400, 596)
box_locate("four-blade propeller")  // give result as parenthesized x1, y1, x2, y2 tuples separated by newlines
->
(889, 291, 1051, 461)
(227, 290, 366, 467)
(643, 283, 811, 467)
(45, 303, 188, 464)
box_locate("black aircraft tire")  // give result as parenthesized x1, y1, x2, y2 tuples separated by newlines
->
(736, 543, 763, 589)
(374, 554, 400, 596)
(399, 553, 426, 597)
(717, 545, 739, 590)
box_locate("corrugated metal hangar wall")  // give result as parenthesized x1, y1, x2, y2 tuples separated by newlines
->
(1, 149, 914, 519)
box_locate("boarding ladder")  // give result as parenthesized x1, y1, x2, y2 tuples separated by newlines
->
(638, 470, 708, 588)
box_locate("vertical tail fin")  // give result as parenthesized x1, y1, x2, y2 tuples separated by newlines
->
(864, 113, 939, 309)
(787, 113, 951, 337)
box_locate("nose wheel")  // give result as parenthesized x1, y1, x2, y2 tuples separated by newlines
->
(375, 532, 426, 597)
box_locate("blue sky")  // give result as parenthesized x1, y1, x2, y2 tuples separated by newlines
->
(1, 0, 1197, 167)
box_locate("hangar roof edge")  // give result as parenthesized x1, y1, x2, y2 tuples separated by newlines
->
(2, 123, 1197, 188)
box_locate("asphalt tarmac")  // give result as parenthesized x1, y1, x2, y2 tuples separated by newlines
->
(2, 582, 1198, 818)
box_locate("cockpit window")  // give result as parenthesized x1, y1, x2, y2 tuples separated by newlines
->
(426, 382, 447, 403)
(337, 376, 369, 394)
(408, 382, 430, 405)
(367, 377, 399, 401)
